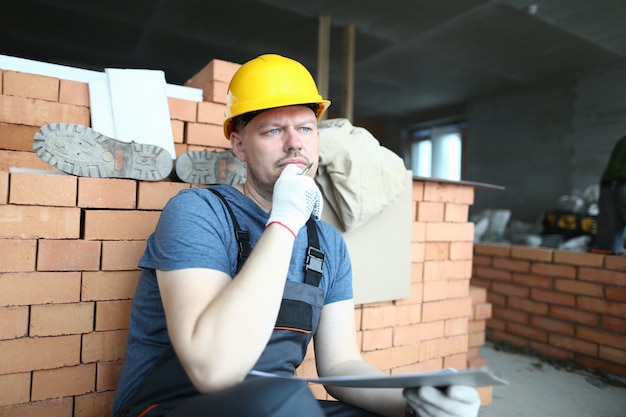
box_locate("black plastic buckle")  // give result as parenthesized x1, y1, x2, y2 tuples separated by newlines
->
(305, 247, 325, 274)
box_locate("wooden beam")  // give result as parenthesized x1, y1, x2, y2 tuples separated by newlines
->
(342, 24, 355, 122)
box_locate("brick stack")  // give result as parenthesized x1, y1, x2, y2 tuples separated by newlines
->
(472, 242, 626, 377)
(0, 59, 490, 416)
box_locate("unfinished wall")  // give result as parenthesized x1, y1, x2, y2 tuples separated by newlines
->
(471, 243, 626, 377)
(0, 62, 490, 415)
(466, 63, 626, 222)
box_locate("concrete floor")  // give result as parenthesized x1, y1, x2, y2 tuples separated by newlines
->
(478, 343, 626, 417)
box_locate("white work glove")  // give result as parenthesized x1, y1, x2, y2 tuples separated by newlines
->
(266, 164, 323, 237)
(404, 385, 480, 417)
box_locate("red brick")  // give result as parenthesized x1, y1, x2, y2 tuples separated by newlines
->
(0, 95, 90, 126)
(492, 305, 528, 324)
(74, 391, 117, 417)
(59, 79, 90, 106)
(204, 80, 229, 103)
(445, 317, 468, 336)
(362, 344, 418, 371)
(416, 201, 444, 222)
(82, 330, 128, 362)
(530, 288, 575, 306)
(606, 285, 626, 302)
(96, 361, 123, 391)
(171, 119, 185, 143)
(81, 270, 141, 301)
(167, 97, 197, 122)
(185, 122, 226, 148)
(511, 272, 553, 288)
(554, 278, 603, 297)
(101, 240, 145, 271)
(95, 300, 132, 331)
(422, 182, 474, 204)
(411, 221, 426, 242)
(450, 241, 473, 260)
(548, 333, 597, 356)
(393, 323, 421, 346)
(469, 285, 487, 303)
(10, 171, 77, 206)
(0, 205, 81, 239)
(421, 297, 472, 321)
(418, 334, 468, 361)
(473, 302, 492, 320)
(490, 329, 526, 347)
(0, 335, 80, 374)
(411, 242, 425, 263)
(416, 320, 446, 341)
(361, 304, 397, 330)
(137, 181, 188, 210)
(578, 266, 626, 286)
(492, 282, 529, 298)
(0, 306, 29, 340)
(474, 243, 511, 257)
(30, 302, 94, 337)
(423, 242, 449, 261)
(599, 345, 626, 366)
(508, 297, 548, 315)
(472, 254, 492, 267)
(77, 177, 136, 208)
(530, 316, 574, 335)
(577, 327, 626, 350)
(0, 239, 36, 272)
(531, 262, 576, 278)
(32, 364, 96, 401)
(362, 327, 393, 351)
(0, 397, 73, 416)
(550, 305, 598, 326)
(37, 239, 101, 271)
(577, 296, 626, 317)
(507, 322, 547, 342)
(0, 271, 81, 306)
(0, 170, 7, 203)
(0, 148, 56, 171)
(425, 222, 474, 242)
(3, 71, 59, 101)
(577, 355, 626, 376)
(553, 250, 604, 267)
(604, 255, 626, 271)
(83, 210, 161, 240)
(510, 245, 553, 262)
(424, 259, 472, 280)
(185, 59, 241, 87)
(444, 203, 469, 222)
(0, 372, 30, 405)
(197, 101, 226, 125)
(492, 257, 530, 272)
(0, 122, 40, 151)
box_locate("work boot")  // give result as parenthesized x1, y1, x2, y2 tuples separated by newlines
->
(174, 149, 246, 185)
(33, 123, 173, 181)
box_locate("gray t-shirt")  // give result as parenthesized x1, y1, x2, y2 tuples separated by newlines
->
(112, 185, 353, 414)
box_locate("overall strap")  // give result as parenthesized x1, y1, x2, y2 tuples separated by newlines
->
(208, 188, 325, 285)
(208, 188, 251, 272)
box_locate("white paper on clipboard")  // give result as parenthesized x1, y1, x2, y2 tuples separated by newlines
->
(250, 368, 508, 389)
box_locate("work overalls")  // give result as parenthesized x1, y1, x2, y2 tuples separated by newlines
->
(116, 189, 327, 417)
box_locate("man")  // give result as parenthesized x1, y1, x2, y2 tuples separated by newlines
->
(112, 54, 480, 417)
(591, 135, 626, 255)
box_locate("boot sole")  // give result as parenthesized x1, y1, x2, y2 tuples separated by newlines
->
(33, 123, 173, 181)
(175, 149, 246, 185)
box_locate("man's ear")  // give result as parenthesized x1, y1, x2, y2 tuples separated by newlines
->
(230, 132, 246, 162)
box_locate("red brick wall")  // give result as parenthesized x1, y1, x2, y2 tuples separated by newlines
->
(471, 243, 626, 377)
(0, 61, 490, 415)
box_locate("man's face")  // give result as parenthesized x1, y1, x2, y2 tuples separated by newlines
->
(231, 105, 319, 192)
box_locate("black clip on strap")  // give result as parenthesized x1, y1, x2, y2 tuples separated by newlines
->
(304, 219, 324, 287)
(208, 189, 251, 271)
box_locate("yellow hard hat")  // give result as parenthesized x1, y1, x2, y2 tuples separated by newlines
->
(223, 54, 331, 138)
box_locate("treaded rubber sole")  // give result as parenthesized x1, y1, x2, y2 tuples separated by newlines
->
(175, 149, 246, 185)
(33, 123, 173, 181)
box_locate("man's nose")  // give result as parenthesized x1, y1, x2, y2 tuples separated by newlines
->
(283, 128, 303, 151)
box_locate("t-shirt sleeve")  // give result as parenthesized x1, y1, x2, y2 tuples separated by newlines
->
(139, 189, 236, 275)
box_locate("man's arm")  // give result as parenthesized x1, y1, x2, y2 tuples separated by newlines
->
(157, 224, 296, 393)
(314, 299, 407, 417)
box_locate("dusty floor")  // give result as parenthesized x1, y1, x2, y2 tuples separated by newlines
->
(478, 342, 626, 417)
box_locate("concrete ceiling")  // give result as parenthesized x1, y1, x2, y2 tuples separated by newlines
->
(2, 0, 626, 122)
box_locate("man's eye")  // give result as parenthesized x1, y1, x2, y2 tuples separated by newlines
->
(300, 127, 312, 133)
(267, 128, 280, 135)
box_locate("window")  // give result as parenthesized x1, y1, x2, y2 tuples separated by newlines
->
(406, 121, 467, 181)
